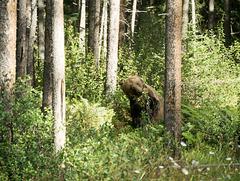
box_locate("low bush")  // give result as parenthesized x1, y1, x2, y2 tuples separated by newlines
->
(0, 80, 60, 180)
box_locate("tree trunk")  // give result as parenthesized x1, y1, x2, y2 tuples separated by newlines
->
(164, 0, 182, 157)
(105, 0, 120, 100)
(131, 0, 137, 39)
(208, 0, 215, 30)
(51, 0, 66, 153)
(99, 0, 107, 58)
(182, 0, 189, 52)
(103, 1, 108, 58)
(88, 0, 101, 66)
(27, 0, 37, 87)
(72, 0, 79, 33)
(182, 0, 189, 38)
(119, 0, 126, 46)
(79, 0, 86, 55)
(191, 0, 196, 33)
(16, 0, 27, 80)
(224, 0, 231, 47)
(0, 0, 17, 142)
(43, 0, 53, 110)
(38, 0, 45, 61)
(191, 0, 196, 57)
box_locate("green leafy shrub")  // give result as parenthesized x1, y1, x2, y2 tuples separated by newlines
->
(0, 80, 59, 180)
(181, 30, 240, 147)
(182, 31, 240, 107)
(66, 97, 115, 130)
(64, 119, 167, 180)
(182, 102, 240, 147)
(65, 21, 106, 101)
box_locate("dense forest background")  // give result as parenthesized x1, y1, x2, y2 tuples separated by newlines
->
(1, 0, 240, 180)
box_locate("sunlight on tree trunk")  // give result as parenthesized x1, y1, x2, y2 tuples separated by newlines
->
(99, 0, 108, 59)
(0, 0, 17, 142)
(27, 0, 37, 87)
(182, 0, 189, 51)
(191, 0, 196, 33)
(105, 0, 120, 101)
(191, 0, 196, 57)
(182, 0, 189, 38)
(79, 0, 86, 55)
(131, 0, 137, 39)
(51, 0, 66, 153)
(165, 0, 182, 158)
(103, 1, 108, 58)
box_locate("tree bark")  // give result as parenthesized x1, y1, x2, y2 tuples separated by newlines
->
(38, 0, 45, 61)
(0, 0, 17, 142)
(51, 0, 66, 153)
(103, 1, 108, 58)
(27, 0, 37, 87)
(105, 0, 120, 100)
(131, 0, 137, 39)
(182, 0, 189, 51)
(164, 0, 182, 157)
(79, 0, 86, 55)
(182, 0, 189, 38)
(224, 0, 231, 47)
(191, 0, 196, 33)
(43, 0, 53, 109)
(208, 0, 215, 30)
(88, 0, 101, 66)
(119, 0, 126, 46)
(16, 0, 27, 80)
(99, 0, 107, 58)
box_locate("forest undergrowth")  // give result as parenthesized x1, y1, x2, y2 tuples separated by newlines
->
(1, 20, 240, 180)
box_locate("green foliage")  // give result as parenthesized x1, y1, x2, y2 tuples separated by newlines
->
(66, 97, 115, 130)
(2, 4, 239, 179)
(0, 80, 60, 180)
(182, 31, 240, 107)
(64, 121, 167, 180)
(133, 10, 165, 93)
(181, 29, 240, 148)
(65, 21, 106, 101)
(182, 102, 240, 147)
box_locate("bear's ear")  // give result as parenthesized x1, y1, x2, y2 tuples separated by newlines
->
(131, 72, 136, 76)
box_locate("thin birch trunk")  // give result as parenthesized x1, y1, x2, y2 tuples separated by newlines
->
(105, 0, 120, 100)
(182, 0, 189, 38)
(103, 2, 108, 58)
(99, 0, 108, 58)
(52, 0, 66, 153)
(79, 0, 86, 55)
(27, 0, 37, 87)
(131, 0, 137, 38)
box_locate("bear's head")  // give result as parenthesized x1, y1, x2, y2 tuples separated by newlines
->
(119, 76, 146, 100)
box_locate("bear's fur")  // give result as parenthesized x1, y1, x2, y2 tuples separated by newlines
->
(119, 76, 164, 128)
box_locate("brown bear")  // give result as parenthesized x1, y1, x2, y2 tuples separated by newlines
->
(119, 76, 164, 128)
